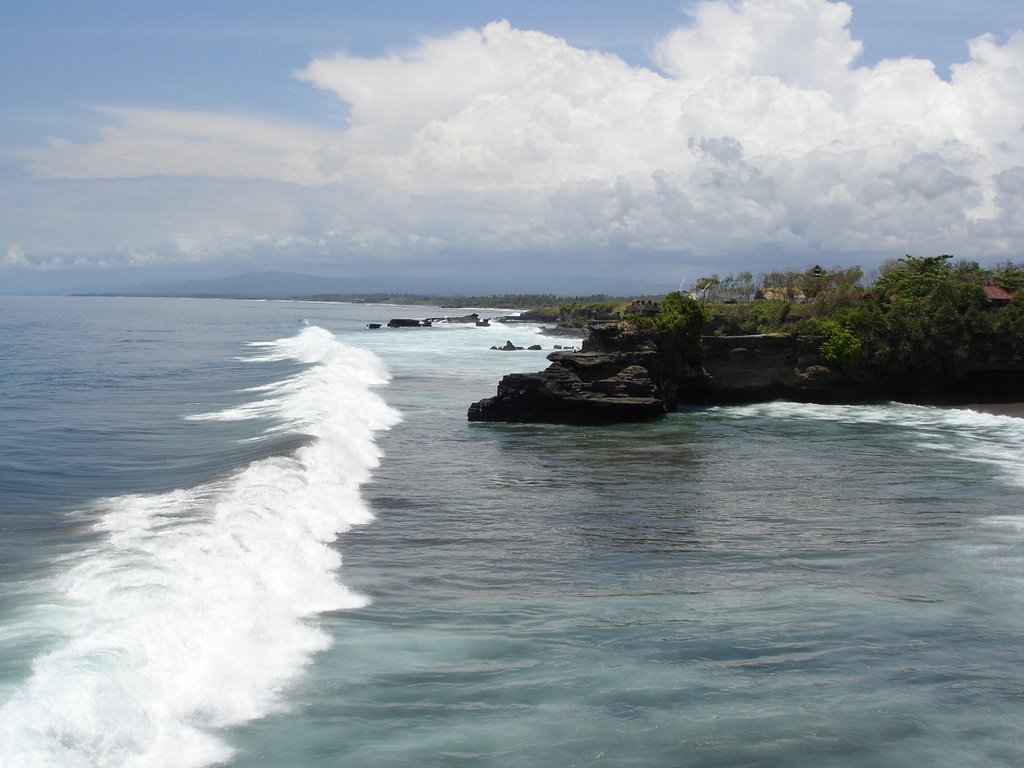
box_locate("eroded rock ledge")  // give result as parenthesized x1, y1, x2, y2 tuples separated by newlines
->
(467, 323, 870, 425)
(469, 319, 1024, 424)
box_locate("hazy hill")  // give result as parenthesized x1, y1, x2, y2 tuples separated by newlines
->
(85, 271, 666, 299)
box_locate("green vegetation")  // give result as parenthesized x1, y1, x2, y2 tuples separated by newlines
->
(627, 291, 710, 365)
(818, 319, 863, 372)
(739, 300, 793, 333)
(692, 256, 1024, 386)
(656, 292, 712, 363)
(306, 256, 1024, 387)
(846, 255, 1002, 383)
(517, 298, 634, 327)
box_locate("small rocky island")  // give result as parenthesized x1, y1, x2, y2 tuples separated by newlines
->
(469, 257, 1024, 425)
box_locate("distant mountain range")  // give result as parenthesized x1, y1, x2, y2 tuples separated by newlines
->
(82, 271, 668, 299)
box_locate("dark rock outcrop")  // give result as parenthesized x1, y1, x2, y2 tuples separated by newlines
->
(466, 357, 667, 424)
(469, 324, 671, 424)
(684, 333, 862, 404)
(469, 319, 1024, 424)
(468, 322, 864, 424)
(426, 313, 480, 324)
(491, 340, 524, 351)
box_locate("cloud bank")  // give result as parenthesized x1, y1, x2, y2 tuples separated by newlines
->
(6, 0, 1024, 280)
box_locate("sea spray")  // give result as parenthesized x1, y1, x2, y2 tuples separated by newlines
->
(0, 326, 400, 768)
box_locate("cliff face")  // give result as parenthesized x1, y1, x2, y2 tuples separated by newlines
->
(468, 324, 863, 424)
(467, 319, 1024, 424)
(685, 333, 861, 404)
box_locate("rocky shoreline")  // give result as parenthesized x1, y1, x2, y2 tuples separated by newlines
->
(468, 321, 1024, 425)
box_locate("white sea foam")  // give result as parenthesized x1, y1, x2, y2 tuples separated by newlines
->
(710, 400, 1024, 489)
(0, 326, 400, 768)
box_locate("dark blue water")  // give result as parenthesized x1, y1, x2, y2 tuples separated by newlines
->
(2, 296, 1024, 767)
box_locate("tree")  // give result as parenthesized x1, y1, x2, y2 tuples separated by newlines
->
(693, 275, 720, 303)
(995, 262, 1024, 294)
(810, 265, 864, 316)
(848, 254, 990, 384)
(737, 271, 754, 301)
(874, 254, 955, 299)
(643, 291, 711, 366)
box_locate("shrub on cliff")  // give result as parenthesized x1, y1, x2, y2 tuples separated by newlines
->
(819, 319, 863, 372)
(740, 300, 792, 333)
(629, 291, 710, 366)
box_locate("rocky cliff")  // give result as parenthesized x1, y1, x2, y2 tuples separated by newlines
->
(467, 324, 669, 424)
(467, 323, 865, 424)
(684, 333, 863, 404)
(469, 317, 1024, 424)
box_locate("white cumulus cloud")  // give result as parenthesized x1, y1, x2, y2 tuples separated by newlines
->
(5, 0, 1024, 279)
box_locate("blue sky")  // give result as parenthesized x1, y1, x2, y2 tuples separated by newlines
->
(3, 0, 1024, 293)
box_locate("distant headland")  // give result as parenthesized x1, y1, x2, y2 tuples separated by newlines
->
(73, 270, 662, 305)
(469, 256, 1024, 424)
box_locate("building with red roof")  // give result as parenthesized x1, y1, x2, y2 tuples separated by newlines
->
(981, 284, 1013, 307)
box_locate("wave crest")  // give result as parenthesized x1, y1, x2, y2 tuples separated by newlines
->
(0, 326, 400, 768)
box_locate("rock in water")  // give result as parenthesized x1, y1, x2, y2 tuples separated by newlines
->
(468, 324, 670, 424)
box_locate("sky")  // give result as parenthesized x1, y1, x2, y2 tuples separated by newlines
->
(2, 0, 1024, 294)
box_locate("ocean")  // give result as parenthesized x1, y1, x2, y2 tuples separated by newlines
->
(1, 295, 1023, 767)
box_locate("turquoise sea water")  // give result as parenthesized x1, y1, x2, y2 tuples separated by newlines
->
(2, 295, 1023, 767)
